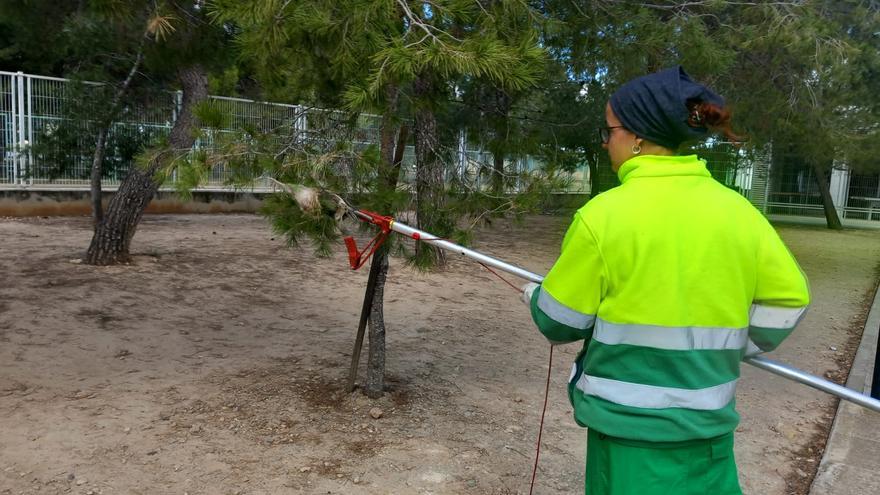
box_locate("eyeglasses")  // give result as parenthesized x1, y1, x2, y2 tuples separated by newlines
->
(598, 126, 626, 144)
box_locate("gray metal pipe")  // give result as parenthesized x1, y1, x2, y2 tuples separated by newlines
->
(386, 218, 544, 284)
(744, 356, 880, 412)
(377, 213, 880, 414)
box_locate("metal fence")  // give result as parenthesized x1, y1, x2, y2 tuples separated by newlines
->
(682, 143, 879, 224)
(0, 71, 589, 193)
(2, 70, 876, 223)
(750, 150, 880, 221)
(1, 71, 181, 188)
(846, 172, 880, 221)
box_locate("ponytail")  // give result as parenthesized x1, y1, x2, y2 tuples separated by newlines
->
(686, 100, 745, 144)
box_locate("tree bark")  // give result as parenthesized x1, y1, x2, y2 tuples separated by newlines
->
(90, 127, 108, 225)
(364, 249, 389, 398)
(392, 126, 409, 181)
(90, 43, 145, 227)
(489, 88, 511, 194)
(413, 73, 446, 265)
(85, 65, 208, 265)
(492, 150, 505, 194)
(812, 161, 843, 230)
(348, 245, 382, 392)
(587, 154, 600, 197)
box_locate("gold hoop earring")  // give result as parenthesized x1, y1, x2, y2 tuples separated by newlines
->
(631, 144, 641, 155)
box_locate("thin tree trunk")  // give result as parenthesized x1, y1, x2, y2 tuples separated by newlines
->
(85, 65, 208, 265)
(812, 161, 843, 230)
(392, 126, 409, 180)
(413, 73, 446, 265)
(492, 150, 505, 194)
(587, 154, 599, 197)
(90, 44, 145, 227)
(490, 88, 511, 194)
(363, 126, 409, 397)
(90, 127, 109, 225)
(362, 85, 409, 398)
(348, 247, 382, 392)
(364, 250, 389, 398)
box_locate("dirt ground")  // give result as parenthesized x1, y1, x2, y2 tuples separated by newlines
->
(1, 213, 878, 495)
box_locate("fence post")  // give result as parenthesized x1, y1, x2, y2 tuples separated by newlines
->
(829, 165, 850, 219)
(172, 90, 183, 123)
(747, 145, 772, 215)
(171, 90, 183, 185)
(296, 105, 308, 143)
(26, 74, 33, 186)
(16, 72, 27, 186)
(457, 130, 466, 181)
(9, 73, 17, 185)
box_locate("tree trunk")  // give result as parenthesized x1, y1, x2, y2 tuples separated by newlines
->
(85, 65, 208, 265)
(492, 150, 505, 194)
(364, 249, 390, 398)
(361, 86, 409, 398)
(90, 127, 108, 225)
(392, 126, 409, 183)
(413, 73, 446, 265)
(89, 47, 145, 227)
(587, 154, 600, 197)
(489, 88, 511, 194)
(812, 161, 843, 230)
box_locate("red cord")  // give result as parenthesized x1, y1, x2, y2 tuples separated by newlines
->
(529, 345, 553, 495)
(356, 227, 552, 493)
(473, 262, 551, 494)
(478, 262, 526, 294)
(406, 234, 524, 296)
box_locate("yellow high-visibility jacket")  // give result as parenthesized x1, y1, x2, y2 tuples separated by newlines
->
(529, 154, 810, 442)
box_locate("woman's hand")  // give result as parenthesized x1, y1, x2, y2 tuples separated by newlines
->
(521, 282, 539, 307)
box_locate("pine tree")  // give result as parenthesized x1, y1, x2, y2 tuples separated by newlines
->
(209, 0, 550, 397)
(1, 1, 179, 226)
(85, 2, 233, 264)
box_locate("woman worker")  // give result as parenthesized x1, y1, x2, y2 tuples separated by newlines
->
(521, 66, 811, 494)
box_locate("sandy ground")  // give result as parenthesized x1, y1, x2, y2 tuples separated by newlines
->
(1, 213, 878, 495)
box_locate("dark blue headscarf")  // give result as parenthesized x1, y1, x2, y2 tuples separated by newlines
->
(609, 66, 724, 150)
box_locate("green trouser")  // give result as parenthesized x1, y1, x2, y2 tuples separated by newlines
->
(585, 429, 743, 495)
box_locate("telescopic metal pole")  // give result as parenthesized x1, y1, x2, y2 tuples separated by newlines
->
(360, 211, 880, 414)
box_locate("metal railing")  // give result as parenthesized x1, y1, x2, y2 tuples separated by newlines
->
(2, 70, 877, 222)
(0, 71, 590, 194)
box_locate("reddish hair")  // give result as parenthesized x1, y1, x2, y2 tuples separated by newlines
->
(686, 100, 745, 144)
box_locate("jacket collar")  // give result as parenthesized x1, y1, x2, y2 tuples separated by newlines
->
(616, 154, 711, 184)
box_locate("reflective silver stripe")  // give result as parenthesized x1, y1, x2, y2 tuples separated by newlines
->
(536, 287, 595, 330)
(744, 339, 763, 357)
(592, 319, 748, 351)
(575, 374, 737, 410)
(750, 304, 808, 329)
